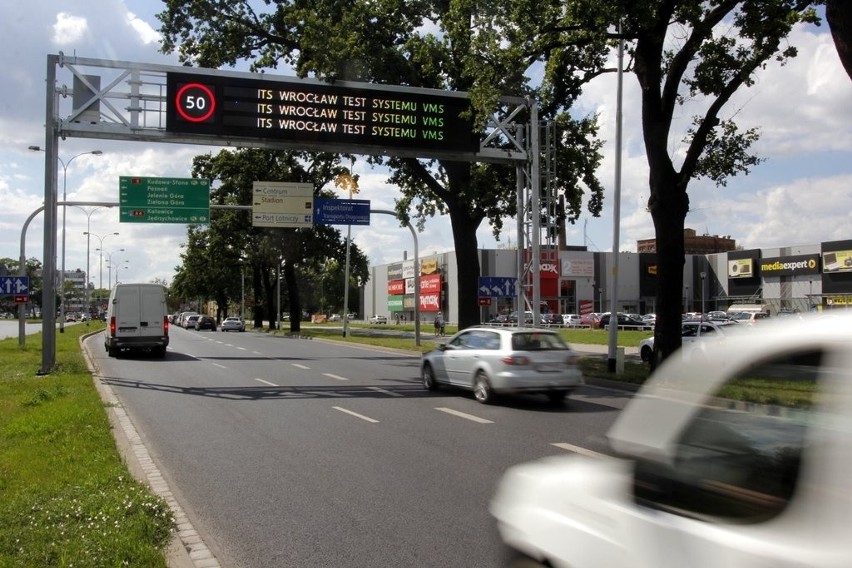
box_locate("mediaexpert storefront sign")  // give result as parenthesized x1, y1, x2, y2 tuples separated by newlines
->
(760, 254, 820, 277)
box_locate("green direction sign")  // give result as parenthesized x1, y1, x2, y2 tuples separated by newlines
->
(119, 176, 210, 223)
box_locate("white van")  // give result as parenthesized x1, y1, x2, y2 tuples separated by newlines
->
(104, 283, 169, 357)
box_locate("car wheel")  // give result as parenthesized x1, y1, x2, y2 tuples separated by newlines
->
(422, 364, 439, 391)
(473, 372, 494, 404)
(107, 346, 118, 358)
(640, 345, 653, 363)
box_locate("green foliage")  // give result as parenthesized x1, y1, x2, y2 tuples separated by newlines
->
(0, 324, 173, 566)
(156, 0, 607, 329)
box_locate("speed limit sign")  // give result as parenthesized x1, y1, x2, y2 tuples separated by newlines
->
(174, 82, 216, 123)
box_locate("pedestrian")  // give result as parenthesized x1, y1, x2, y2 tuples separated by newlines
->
(434, 313, 441, 336)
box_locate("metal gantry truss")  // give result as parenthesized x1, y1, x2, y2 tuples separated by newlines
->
(36, 52, 542, 372)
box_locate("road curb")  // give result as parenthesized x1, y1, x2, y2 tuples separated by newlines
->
(79, 331, 219, 568)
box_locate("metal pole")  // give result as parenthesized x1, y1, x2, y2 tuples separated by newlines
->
(607, 22, 625, 373)
(40, 55, 59, 374)
(371, 209, 420, 345)
(59, 158, 67, 333)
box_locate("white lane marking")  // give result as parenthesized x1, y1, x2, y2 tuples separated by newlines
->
(368, 386, 403, 397)
(252, 351, 262, 355)
(435, 407, 494, 424)
(236, 347, 247, 351)
(323, 373, 349, 381)
(224, 343, 234, 347)
(551, 443, 605, 459)
(333, 406, 379, 423)
(212, 363, 227, 369)
(304, 391, 352, 398)
(255, 378, 278, 387)
(292, 363, 310, 370)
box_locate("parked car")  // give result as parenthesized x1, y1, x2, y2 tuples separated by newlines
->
(220, 316, 245, 332)
(729, 311, 770, 325)
(177, 311, 197, 327)
(508, 311, 534, 324)
(420, 327, 584, 405)
(195, 315, 216, 331)
(599, 312, 654, 330)
(639, 320, 741, 363)
(489, 313, 511, 325)
(492, 312, 852, 568)
(369, 314, 388, 324)
(580, 312, 601, 327)
(328, 313, 341, 322)
(561, 314, 582, 327)
(183, 314, 200, 329)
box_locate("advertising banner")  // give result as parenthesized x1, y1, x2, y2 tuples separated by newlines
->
(727, 258, 754, 278)
(822, 250, 852, 273)
(760, 254, 820, 277)
(419, 293, 441, 312)
(387, 279, 405, 295)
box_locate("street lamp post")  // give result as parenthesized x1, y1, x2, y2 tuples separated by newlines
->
(83, 231, 118, 313)
(700, 271, 706, 314)
(29, 146, 103, 332)
(114, 262, 130, 287)
(100, 248, 125, 290)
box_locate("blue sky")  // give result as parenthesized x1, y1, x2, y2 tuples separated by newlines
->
(1, 1, 851, 287)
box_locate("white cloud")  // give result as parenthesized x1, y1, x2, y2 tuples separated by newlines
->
(52, 12, 88, 45)
(127, 11, 161, 45)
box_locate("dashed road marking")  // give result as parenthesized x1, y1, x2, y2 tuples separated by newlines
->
(368, 386, 403, 397)
(551, 442, 605, 459)
(435, 407, 494, 424)
(293, 363, 310, 370)
(254, 378, 278, 387)
(212, 363, 227, 369)
(323, 373, 349, 381)
(333, 406, 379, 423)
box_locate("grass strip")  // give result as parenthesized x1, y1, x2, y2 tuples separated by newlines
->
(0, 323, 174, 567)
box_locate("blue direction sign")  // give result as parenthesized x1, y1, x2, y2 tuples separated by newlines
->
(478, 276, 517, 298)
(0, 276, 29, 296)
(314, 198, 371, 226)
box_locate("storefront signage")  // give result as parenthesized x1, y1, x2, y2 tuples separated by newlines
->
(728, 258, 754, 278)
(760, 254, 820, 277)
(822, 249, 852, 273)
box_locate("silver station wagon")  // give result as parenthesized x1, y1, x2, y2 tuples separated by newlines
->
(420, 327, 584, 404)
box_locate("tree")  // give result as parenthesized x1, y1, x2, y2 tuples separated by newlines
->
(172, 148, 369, 332)
(827, 0, 852, 80)
(488, 0, 819, 368)
(157, 0, 604, 330)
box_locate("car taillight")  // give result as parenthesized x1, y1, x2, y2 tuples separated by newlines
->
(501, 355, 531, 366)
(109, 316, 116, 337)
(163, 316, 169, 336)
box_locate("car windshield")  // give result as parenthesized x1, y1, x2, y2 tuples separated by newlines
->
(511, 332, 568, 351)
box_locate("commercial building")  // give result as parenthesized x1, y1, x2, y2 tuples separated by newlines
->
(362, 238, 852, 323)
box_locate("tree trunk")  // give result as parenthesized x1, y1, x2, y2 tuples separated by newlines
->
(444, 164, 483, 330)
(252, 264, 265, 329)
(827, 0, 852, 81)
(284, 262, 300, 333)
(647, 163, 689, 371)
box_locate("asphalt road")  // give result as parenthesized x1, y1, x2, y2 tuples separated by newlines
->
(84, 326, 632, 567)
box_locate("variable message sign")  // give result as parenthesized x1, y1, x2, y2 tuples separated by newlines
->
(166, 72, 477, 154)
(119, 177, 210, 223)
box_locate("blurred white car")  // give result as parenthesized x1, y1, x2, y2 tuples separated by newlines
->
(369, 314, 388, 324)
(491, 313, 852, 568)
